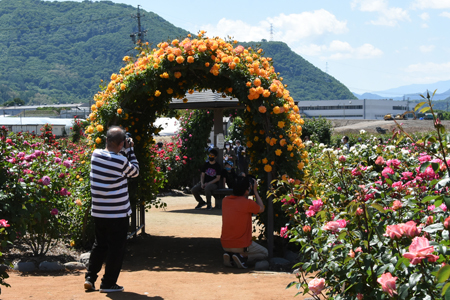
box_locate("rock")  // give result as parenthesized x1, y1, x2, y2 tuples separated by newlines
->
(284, 250, 299, 263)
(270, 257, 292, 272)
(270, 257, 290, 266)
(39, 261, 65, 271)
(79, 252, 90, 266)
(254, 260, 270, 271)
(13, 262, 36, 272)
(64, 262, 86, 270)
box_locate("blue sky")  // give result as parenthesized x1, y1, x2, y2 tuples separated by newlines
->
(51, 0, 450, 96)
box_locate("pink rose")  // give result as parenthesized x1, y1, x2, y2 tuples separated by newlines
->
(444, 216, 450, 229)
(375, 156, 385, 165)
(50, 208, 59, 216)
(306, 209, 316, 217)
(348, 249, 355, 258)
(280, 226, 288, 238)
(356, 207, 364, 215)
(308, 277, 325, 295)
(385, 224, 403, 239)
(403, 236, 439, 265)
(323, 221, 340, 232)
(234, 45, 245, 54)
(355, 247, 363, 253)
(338, 155, 346, 162)
(377, 273, 397, 297)
(337, 219, 347, 228)
(392, 200, 402, 210)
(0, 219, 10, 228)
(386, 159, 401, 168)
(401, 221, 421, 238)
(381, 167, 394, 178)
(357, 293, 364, 300)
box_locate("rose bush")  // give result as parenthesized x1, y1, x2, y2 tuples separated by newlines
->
(282, 95, 450, 299)
(0, 125, 93, 256)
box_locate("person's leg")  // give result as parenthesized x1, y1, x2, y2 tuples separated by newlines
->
(100, 217, 129, 288)
(85, 217, 108, 284)
(191, 182, 205, 205)
(204, 183, 218, 207)
(247, 241, 268, 263)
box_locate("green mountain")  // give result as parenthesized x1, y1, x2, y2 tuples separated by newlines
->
(242, 41, 356, 100)
(0, 0, 355, 105)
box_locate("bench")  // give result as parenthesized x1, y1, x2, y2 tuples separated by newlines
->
(200, 188, 233, 209)
(376, 127, 387, 134)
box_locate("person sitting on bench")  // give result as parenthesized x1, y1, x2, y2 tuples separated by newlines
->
(220, 176, 268, 268)
(221, 160, 237, 189)
(191, 148, 221, 210)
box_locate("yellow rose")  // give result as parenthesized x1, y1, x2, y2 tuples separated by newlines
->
(95, 137, 102, 144)
(96, 125, 104, 132)
(155, 90, 161, 97)
(275, 149, 282, 156)
(277, 121, 285, 128)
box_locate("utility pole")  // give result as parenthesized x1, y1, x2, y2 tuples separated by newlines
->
(270, 23, 273, 41)
(130, 5, 147, 45)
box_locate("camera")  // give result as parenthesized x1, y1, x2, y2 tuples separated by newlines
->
(124, 132, 132, 146)
(247, 174, 257, 189)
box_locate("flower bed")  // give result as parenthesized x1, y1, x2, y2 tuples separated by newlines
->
(279, 97, 450, 299)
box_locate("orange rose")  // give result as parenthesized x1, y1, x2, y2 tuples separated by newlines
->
(155, 90, 161, 97)
(264, 165, 272, 172)
(167, 54, 175, 62)
(120, 83, 126, 91)
(95, 137, 102, 144)
(174, 72, 182, 78)
(187, 56, 194, 63)
(253, 78, 261, 86)
(176, 56, 185, 64)
(258, 106, 267, 113)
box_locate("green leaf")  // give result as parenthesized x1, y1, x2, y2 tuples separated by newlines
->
(399, 283, 410, 299)
(437, 176, 450, 189)
(431, 162, 440, 173)
(332, 244, 345, 251)
(409, 273, 422, 287)
(422, 195, 439, 203)
(371, 203, 386, 213)
(420, 162, 432, 173)
(423, 223, 444, 233)
(286, 281, 297, 289)
(414, 102, 426, 112)
(442, 282, 450, 297)
(438, 265, 450, 283)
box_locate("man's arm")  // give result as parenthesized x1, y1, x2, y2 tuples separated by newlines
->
(252, 179, 264, 213)
(200, 172, 206, 188)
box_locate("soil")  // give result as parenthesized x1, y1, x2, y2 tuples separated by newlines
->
(3, 194, 312, 300)
(331, 119, 450, 135)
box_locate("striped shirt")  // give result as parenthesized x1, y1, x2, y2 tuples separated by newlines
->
(90, 147, 139, 218)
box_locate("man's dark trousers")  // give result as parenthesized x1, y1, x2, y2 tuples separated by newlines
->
(85, 216, 128, 288)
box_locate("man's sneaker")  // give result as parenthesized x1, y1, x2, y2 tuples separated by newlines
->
(195, 202, 207, 209)
(99, 284, 124, 293)
(223, 253, 234, 267)
(232, 254, 248, 269)
(206, 205, 212, 210)
(84, 280, 95, 291)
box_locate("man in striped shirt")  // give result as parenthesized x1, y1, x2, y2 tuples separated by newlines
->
(84, 126, 139, 293)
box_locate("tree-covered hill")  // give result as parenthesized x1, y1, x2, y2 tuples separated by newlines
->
(242, 41, 356, 100)
(0, 0, 355, 105)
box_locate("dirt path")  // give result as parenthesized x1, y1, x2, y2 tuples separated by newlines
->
(4, 194, 308, 300)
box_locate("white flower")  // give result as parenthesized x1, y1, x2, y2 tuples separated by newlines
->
(386, 145, 396, 151)
(401, 148, 409, 155)
(319, 143, 325, 148)
(360, 129, 366, 134)
(305, 141, 313, 146)
(360, 144, 368, 150)
(349, 146, 356, 152)
(322, 148, 333, 153)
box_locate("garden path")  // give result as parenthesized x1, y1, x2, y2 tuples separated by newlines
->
(4, 194, 309, 300)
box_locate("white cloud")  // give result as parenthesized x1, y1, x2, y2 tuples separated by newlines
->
(201, 10, 348, 43)
(420, 12, 430, 20)
(412, 0, 450, 9)
(419, 45, 435, 52)
(405, 62, 450, 76)
(296, 41, 383, 60)
(440, 12, 450, 18)
(351, 0, 410, 26)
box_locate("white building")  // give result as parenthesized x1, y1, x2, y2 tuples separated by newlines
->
(0, 117, 79, 136)
(298, 99, 411, 120)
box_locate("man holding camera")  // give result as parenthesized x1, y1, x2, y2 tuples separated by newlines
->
(84, 126, 139, 293)
(221, 176, 268, 268)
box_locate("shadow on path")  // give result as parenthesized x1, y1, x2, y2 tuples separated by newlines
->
(123, 234, 245, 275)
(106, 291, 164, 300)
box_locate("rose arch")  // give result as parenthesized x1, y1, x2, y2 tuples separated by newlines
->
(86, 31, 307, 250)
